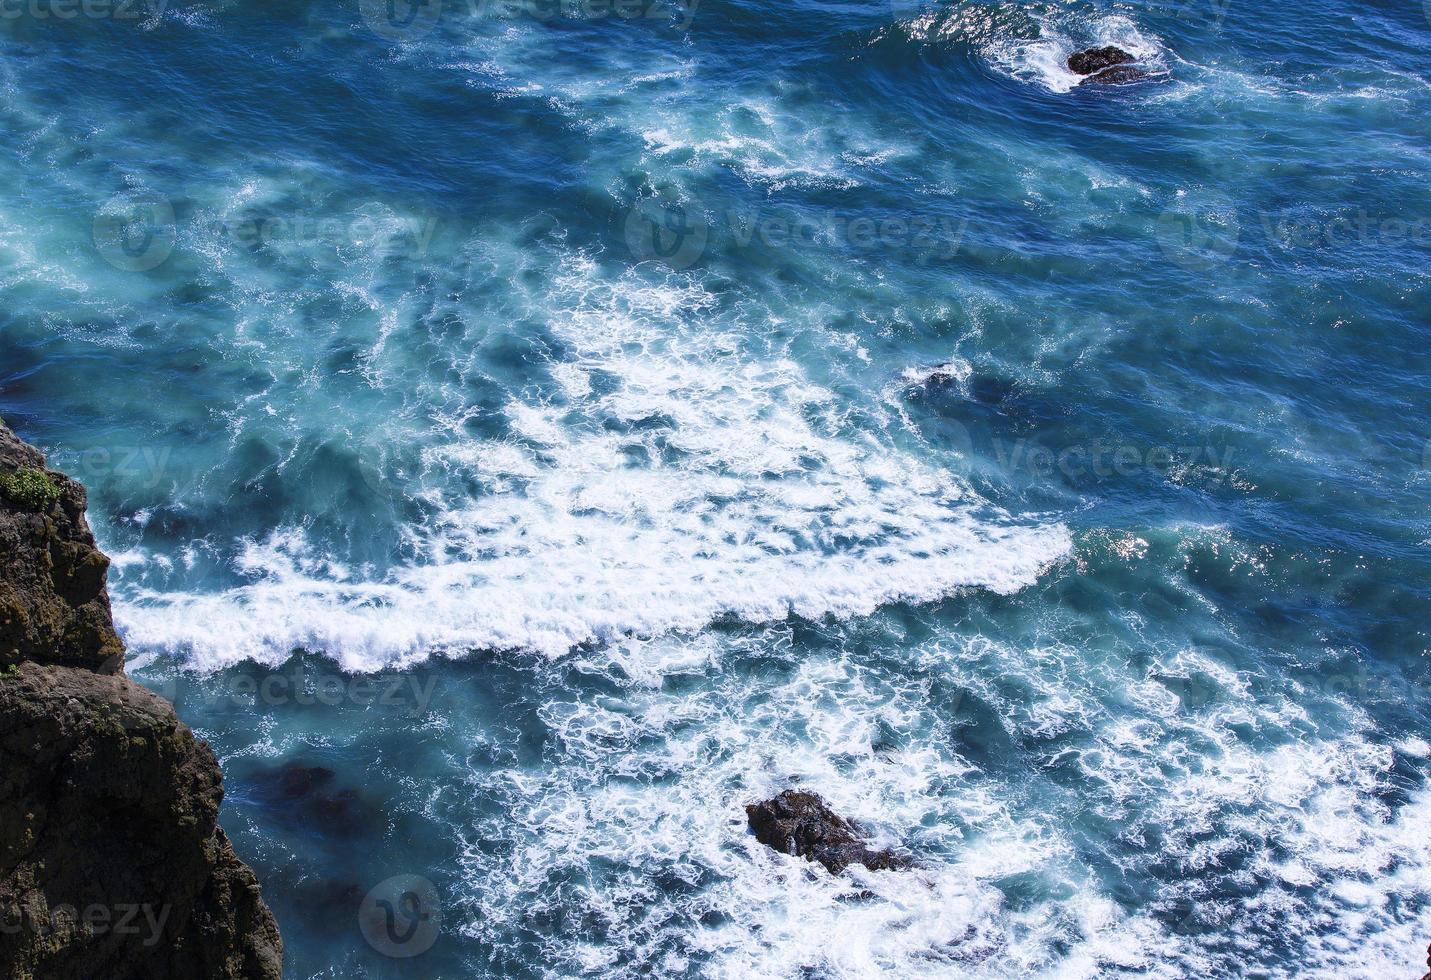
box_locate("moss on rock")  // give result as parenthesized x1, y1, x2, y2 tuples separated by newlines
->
(0, 468, 60, 512)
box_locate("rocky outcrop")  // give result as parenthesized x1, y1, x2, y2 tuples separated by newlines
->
(0, 426, 123, 674)
(1067, 46, 1134, 76)
(1066, 46, 1157, 87)
(745, 791, 911, 875)
(1079, 64, 1153, 86)
(0, 420, 281, 979)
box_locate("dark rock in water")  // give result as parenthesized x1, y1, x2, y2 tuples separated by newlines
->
(970, 374, 1018, 408)
(296, 879, 365, 917)
(1065, 46, 1163, 87)
(0, 419, 282, 979)
(745, 790, 911, 875)
(319, 881, 365, 910)
(1080, 64, 1155, 86)
(921, 367, 962, 387)
(1067, 46, 1135, 76)
(305, 788, 374, 838)
(271, 762, 336, 801)
(253, 761, 378, 839)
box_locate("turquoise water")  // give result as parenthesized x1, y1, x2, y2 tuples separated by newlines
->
(2, 0, 1430, 975)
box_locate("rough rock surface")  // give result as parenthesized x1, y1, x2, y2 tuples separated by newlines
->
(0, 420, 282, 979)
(745, 790, 911, 875)
(1065, 46, 1160, 87)
(1066, 45, 1135, 76)
(0, 425, 123, 674)
(1079, 64, 1154, 86)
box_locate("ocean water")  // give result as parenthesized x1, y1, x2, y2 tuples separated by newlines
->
(1, 0, 1429, 975)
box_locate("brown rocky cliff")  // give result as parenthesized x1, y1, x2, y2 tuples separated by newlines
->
(0, 420, 282, 979)
(0, 425, 123, 675)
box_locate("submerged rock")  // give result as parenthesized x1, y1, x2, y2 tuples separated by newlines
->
(904, 359, 972, 388)
(0, 419, 282, 979)
(1066, 46, 1135, 76)
(252, 761, 380, 839)
(745, 790, 911, 875)
(268, 762, 336, 801)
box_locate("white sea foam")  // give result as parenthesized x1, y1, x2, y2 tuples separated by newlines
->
(111, 253, 1069, 669)
(985, 12, 1172, 95)
(0, 208, 91, 295)
(428, 626, 1431, 978)
(636, 99, 880, 192)
(6, 6, 1429, 976)
(901, 357, 972, 389)
(448, 645, 1137, 977)
(445, 25, 901, 192)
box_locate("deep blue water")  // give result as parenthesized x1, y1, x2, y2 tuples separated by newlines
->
(2, 0, 1430, 975)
